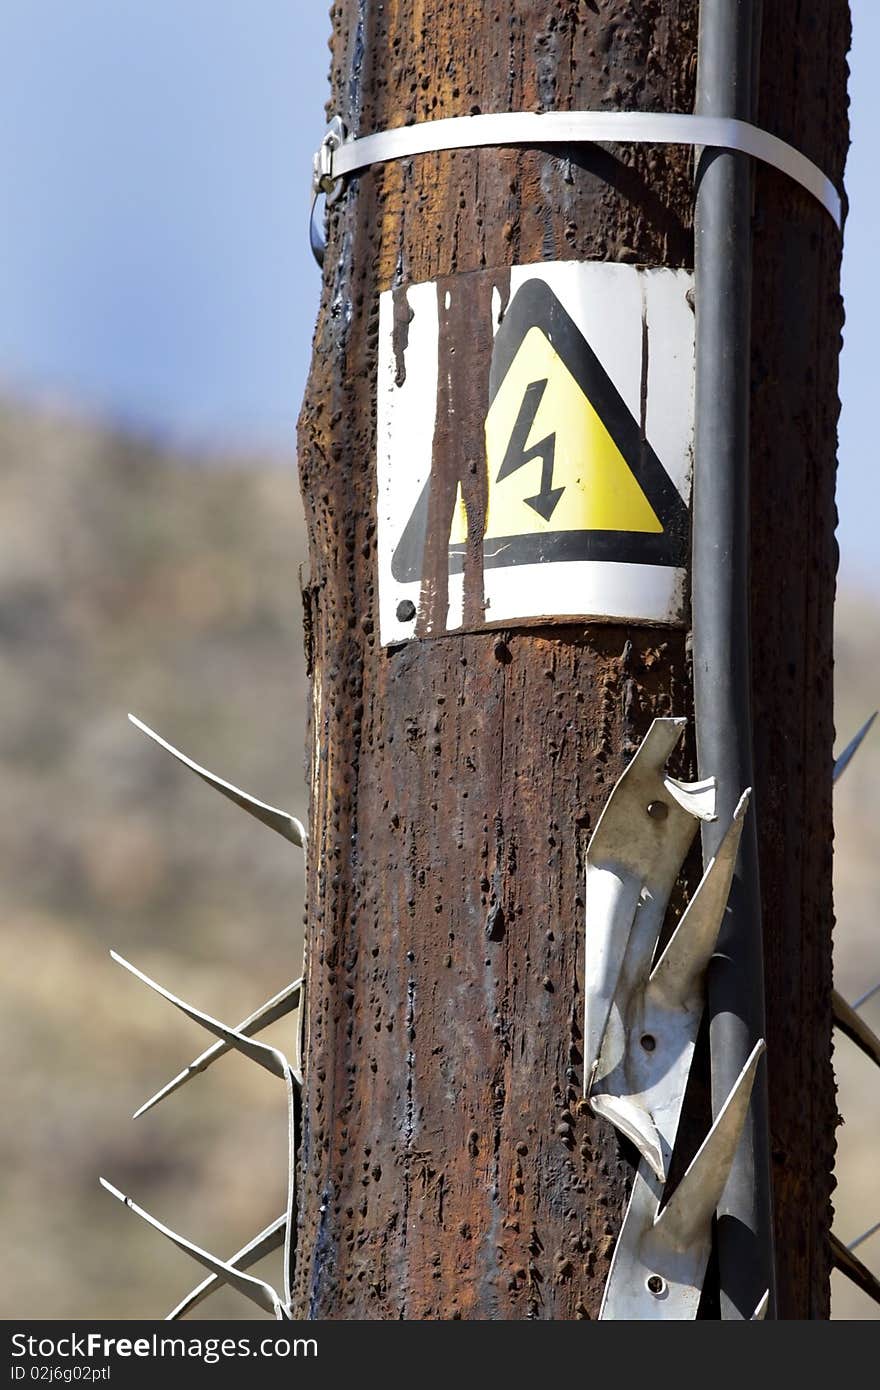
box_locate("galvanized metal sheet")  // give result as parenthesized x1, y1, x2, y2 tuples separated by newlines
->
(582, 716, 717, 1177)
(376, 261, 694, 644)
(600, 1041, 765, 1320)
(581, 718, 769, 1319)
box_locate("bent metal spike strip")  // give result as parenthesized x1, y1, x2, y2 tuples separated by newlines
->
(582, 718, 768, 1319)
(101, 718, 308, 1320)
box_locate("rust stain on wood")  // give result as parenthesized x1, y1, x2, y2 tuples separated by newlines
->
(417, 268, 510, 636)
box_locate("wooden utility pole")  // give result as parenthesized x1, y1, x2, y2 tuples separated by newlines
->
(295, 1, 848, 1319)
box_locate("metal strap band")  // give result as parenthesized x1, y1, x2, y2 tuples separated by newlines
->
(317, 111, 841, 228)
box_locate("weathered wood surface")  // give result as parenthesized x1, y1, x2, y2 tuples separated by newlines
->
(294, 0, 845, 1319)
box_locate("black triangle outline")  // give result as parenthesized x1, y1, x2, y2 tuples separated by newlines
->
(390, 276, 689, 584)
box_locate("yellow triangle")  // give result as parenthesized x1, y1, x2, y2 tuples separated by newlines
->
(450, 326, 662, 544)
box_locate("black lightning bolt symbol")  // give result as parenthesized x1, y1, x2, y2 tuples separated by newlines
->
(495, 378, 564, 521)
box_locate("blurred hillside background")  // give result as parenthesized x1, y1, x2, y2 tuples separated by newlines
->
(1, 2, 878, 1321)
(0, 402, 306, 1319)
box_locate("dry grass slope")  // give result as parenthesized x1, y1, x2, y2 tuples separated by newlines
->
(0, 401, 308, 1319)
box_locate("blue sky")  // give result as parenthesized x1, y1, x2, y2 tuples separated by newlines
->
(0, 2, 328, 451)
(0, 1, 876, 593)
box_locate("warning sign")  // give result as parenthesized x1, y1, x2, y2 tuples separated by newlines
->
(377, 262, 694, 645)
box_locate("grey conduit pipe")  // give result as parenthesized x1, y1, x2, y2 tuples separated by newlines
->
(692, 0, 777, 1318)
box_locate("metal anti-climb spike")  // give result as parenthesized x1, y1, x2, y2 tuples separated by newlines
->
(584, 717, 717, 1095)
(833, 711, 877, 785)
(590, 793, 750, 1181)
(134, 978, 303, 1119)
(848, 1219, 880, 1254)
(829, 1232, 880, 1307)
(852, 980, 880, 1012)
(752, 1290, 769, 1320)
(110, 951, 299, 1310)
(832, 989, 880, 1070)
(128, 713, 306, 848)
(100, 1179, 290, 1319)
(654, 1039, 765, 1249)
(584, 718, 726, 1179)
(110, 951, 291, 1083)
(648, 789, 750, 1011)
(166, 1214, 287, 1320)
(600, 1040, 765, 1320)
